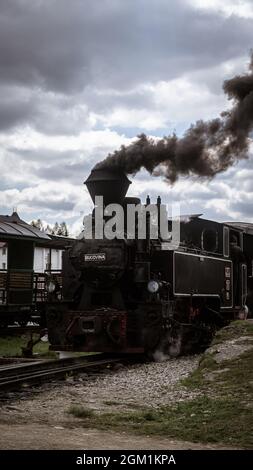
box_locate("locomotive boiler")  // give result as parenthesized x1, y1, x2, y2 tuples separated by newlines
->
(47, 169, 251, 357)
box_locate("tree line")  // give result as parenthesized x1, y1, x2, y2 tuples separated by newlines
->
(31, 219, 69, 236)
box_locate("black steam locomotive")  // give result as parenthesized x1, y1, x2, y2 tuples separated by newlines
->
(47, 169, 252, 357)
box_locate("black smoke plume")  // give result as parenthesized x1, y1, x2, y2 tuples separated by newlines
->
(95, 53, 253, 183)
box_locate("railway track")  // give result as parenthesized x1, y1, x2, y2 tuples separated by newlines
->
(0, 354, 120, 392)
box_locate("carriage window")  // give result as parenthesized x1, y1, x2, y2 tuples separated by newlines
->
(239, 231, 243, 250)
(0, 242, 8, 270)
(201, 229, 218, 252)
(223, 227, 229, 257)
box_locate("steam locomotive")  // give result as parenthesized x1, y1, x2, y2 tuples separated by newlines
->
(47, 169, 253, 357)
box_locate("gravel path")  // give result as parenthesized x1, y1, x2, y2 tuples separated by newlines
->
(0, 423, 233, 450)
(72, 355, 201, 410)
(0, 355, 200, 425)
(0, 353, 233, 450)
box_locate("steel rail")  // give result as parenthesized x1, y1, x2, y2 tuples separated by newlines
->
(0, 354, 119, 392)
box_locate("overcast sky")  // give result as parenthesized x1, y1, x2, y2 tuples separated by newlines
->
(0, 0, 253, 234)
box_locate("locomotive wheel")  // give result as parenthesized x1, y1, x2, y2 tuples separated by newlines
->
(46, 308, 63, 327)
(144, 327, 161, 353)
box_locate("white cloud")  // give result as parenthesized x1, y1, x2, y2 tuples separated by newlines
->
(0, 127, 131, 153)
(0, 0, 252, 230)
(187, 0, 253, 18)
(88, 75, 229, 131)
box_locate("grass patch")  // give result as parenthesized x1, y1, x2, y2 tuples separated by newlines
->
(0, 335, 98, 359)
(67, 405, 95, 419)
(182, 320, 253, 391)
(67, 320, 253, 448)
(212, 349, 253, 397)
(181, 352, 217, 389)
(0, 335, 57, 358)
(212, 320, 253, 346)
(67, 396, 253, 448)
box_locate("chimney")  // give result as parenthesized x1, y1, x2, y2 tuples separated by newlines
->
(84, 168, 131, 206)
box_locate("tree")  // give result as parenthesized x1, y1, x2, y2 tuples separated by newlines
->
(52, 222, 59, 235)
(51, 221, 69, 236)
(58, 222, 69, 237)
(31, 219, 69, 236)
(31, 219, 43, 230)
(45, 224, 53, 234)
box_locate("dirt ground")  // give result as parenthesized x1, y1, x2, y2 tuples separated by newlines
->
(0, 349, 245, 450)
(0, 423, 234, 450)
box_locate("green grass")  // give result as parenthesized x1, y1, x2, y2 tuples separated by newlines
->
(0, 335, 57, 358)
(67, 396, 253, 447)
(67, 320, 253, 448)
(182, 320, 253, 391)
(212, 320, 253, 346)
(181, 351, 217, 389)
(0, 335, 100, 358)
(67, 405, 95, 419)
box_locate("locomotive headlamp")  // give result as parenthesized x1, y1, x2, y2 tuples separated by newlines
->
(46, 280, 56, 293)
(147, 280, 160, 293)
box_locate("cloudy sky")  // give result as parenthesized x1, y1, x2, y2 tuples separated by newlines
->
(0, 0, 253, 235)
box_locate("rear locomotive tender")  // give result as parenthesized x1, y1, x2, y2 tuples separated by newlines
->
(47, 169, 251, 357)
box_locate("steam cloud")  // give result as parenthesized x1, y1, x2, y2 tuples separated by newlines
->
(95, 53, 253, 183)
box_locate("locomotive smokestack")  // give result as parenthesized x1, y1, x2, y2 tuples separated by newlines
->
(84, 168, 131, 206)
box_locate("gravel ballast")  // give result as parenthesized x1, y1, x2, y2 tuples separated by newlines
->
(0, 355, 200, 424)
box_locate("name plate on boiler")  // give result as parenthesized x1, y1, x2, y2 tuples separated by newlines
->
(84, 253, 106, 262)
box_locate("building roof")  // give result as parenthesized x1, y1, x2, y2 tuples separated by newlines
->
(225, 221, 253, 235)
(0, 212, 50, 240)
(168, 213, 203, 222)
